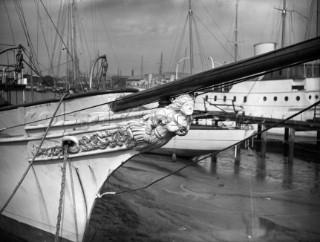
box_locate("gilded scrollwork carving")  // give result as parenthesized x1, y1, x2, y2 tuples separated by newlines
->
(32, 127, 134, 158)
(31, 94, 194, 159)
(128, 94, 195, 152)
(32, 144, 63, 158)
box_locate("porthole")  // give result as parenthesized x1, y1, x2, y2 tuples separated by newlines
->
(284, 96, 288, 101)
(309, 95, 312, 100)
(214, 96, 217, 101)
(223, 96, 226, 102)
(296, 96, 300, 101)
(244, 96, 247, 103)
(316, 95, 319, 99)
(233, 96, 237, 102)
(274, 96, 277, 101)
(263, 96, 267, 101)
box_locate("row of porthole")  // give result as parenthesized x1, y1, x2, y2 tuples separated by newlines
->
(215, 94, 319, 102)
(262, 96, 298, 101)
(264, 96, 299, 101)
(309, 95, 319, 100)
(264, 94, 319, 102)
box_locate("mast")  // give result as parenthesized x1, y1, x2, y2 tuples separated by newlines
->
(71, 0, 77, 87)
(280, 0, 287, 48)
(159, 52, 163, 76)
(304, 0, 316, 40)
(188, 0, 194, 75)
(317, 0, 320, 37)
(140, 56, 143, 79)
(234, 0, 239, 61)
(66, 2, 70, 90)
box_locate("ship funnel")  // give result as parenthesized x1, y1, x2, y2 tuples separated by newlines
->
(254, 42, 276, 56)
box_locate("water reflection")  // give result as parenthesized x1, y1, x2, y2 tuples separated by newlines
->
(256, 157, 266, 181)
(282, 158, 293, 189)
(210, 155, 217, 174)
(234, 159, 240, 175)
(314, 163, 319, 190)
(197, 154, 217, 174)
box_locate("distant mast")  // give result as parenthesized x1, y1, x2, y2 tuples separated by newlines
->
(159, 52, 163, 76)
(275, 0, 294, 48)
(188, 0, 194, 75)
(140, 56, 143, 79)
(316, 1, 320, 37)
(280, 0, 287, 48)
(234, 0, 239, 61)
(71, 0, 77, 86)
(158, 52, 163, 83)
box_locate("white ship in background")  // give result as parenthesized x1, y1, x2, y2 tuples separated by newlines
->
(158, 125, 254, 158)
(195, 44, 320, 123)
(194, 0, 320, 128)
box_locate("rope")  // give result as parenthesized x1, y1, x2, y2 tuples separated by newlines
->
(103, 99, 320, 197)
(0, 93, 112, 132)
(0, 93, 68, 214)
(54, 144, 69, 242)
(68, 160, 79, 242)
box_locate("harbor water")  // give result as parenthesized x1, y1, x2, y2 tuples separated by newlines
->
(84, 146, 320, 242)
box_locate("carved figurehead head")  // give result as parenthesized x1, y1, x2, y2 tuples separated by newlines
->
(169, 94, 195, 116)
(128, 93, 195, 152)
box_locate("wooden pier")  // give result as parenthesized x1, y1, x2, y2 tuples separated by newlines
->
(195, 106, 320, 163)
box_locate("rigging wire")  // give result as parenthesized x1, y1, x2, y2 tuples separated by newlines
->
(51, 0, 67, 77)
(110, 99, 320, 196)
(192, 13, 209, 71)
(97, 7, 121, 71)
(170, 14, 189, 73)
(193, 13, 234, 61)
(2, 0, 16, 45)
(0, 70, 273, 132)
(0, 93, 69, 215)
(198, 0, 232, 51)
(0, 97, 158, 132)
(168, 0, 188, 72)
(0, 100, 109, 132)
(39, 0, 73, 62)
(77, 10, 91, 75)
(34, 0, 54, 76)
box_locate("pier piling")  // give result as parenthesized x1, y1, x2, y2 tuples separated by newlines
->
(256, 124, 262, 152)
(260, 124, 267, 158)
(287, 128, 295, 163)
(284, 127, 289, 157)
(234, 145, 241, 162)
(317, 130, 320, 151)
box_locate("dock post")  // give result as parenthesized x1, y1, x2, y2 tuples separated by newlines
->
(234, 145, 241, 162)
(211, 153, 217, 163)
(284, 127, 289, 157)
(288, 128, 295, 163)
(260, 124, 267, 158)
(317, 130, 320, 151)
(256, 124, 262, 152)
(211, 153, 217, 174)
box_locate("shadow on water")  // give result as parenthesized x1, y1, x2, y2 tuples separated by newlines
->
(282, 158, 294, 189)
(256, 157, 266, 181)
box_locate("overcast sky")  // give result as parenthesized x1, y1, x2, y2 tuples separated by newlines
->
(0, 0, 317, 77)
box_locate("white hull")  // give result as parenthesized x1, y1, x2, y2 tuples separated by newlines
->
(0, 92, 149, 241)
(195, 76, 320, 122)
(157, 127, 255, 157)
